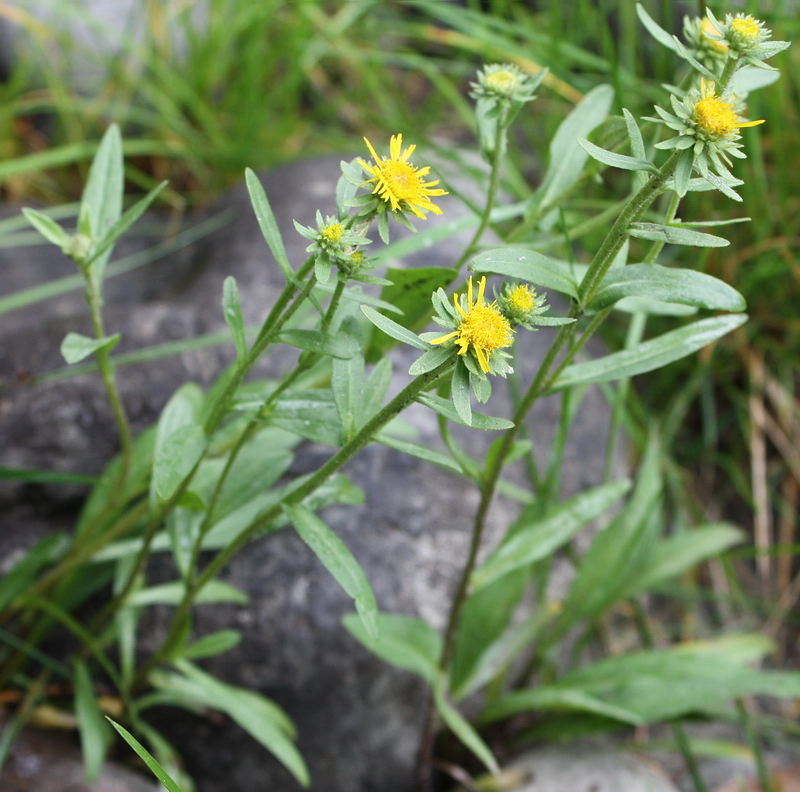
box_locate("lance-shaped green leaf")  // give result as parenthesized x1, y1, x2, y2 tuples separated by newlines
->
(245, 168, 293, 282)
(343, 612, 441, 683)
(417, 392, 513, 430)
(61, 332, 121, 364)
(470, 248, 578, 298)
(332, 329, 365, 441)
(531, 84, 614, 215)
(74, 661, 111, 782)
(108, 719, 185, 792)
(366, 266, 457, 361)
(81, 123, 123, 238)
(636, 3, 679, 52)
(151, 661, 309, 787)
(360, 304, 429, 350)
(471, 480, 631, 590)
(628, 222, 730, 247)
(621, 522, 744, 597)
(22, 207, 70, 248)
(552, 314, 748, 389)
(127, 579, 248, 607)
(284, 504, 378, 640)
(179, 630, 242, 660)
(484, 686, 644, 725)
(577, 138, 658, 173)
(588, 264, 745, 313)
(276, 329, 353, 358)
(152, 425, 207, 502)
(435, 683, 499, 775)
(84, 180, 168, 268)
(222, 276, 247, 361)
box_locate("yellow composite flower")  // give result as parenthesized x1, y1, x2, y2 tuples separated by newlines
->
(359, 134, 448, 219)
(430, 276, 513, 374)
(693, 80, 764, 139)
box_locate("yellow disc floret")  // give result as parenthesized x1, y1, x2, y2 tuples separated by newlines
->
(430, 276, 514, 374)
(693, 81, 764, 140)
(485, 69, 519, 94)
(507, 284, 535, 313)
(731, 15, 761, 43)
(321, 223, 343, 242)
(359, 134, 448, 219)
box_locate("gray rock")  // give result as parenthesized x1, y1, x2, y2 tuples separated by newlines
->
(505, 745, 680, 792)
(0, 155, 623, 792)
(0, 714, 158, 792)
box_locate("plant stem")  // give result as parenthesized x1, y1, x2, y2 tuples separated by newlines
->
(85, 275, 132, 499)
(736, 699, 775, 792)
(453, 117, 507, 272)
(134, 358, 456, 686)
(416, 151, 684, 788)
(578, 149, 681, 306)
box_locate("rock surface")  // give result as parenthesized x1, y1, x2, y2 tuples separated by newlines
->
(0, 155, 623, 792)
(0, 714, 157, 792)
(506, 745, 680, 792)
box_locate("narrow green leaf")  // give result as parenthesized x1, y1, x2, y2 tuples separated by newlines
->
(284, 504, 379, 640)
(360, 304, 429, 351)
(577, 138, 657, 173)
(157, 660, 310, 787)
(376, 433, 461, 474)
(152, 424, 207, 502)
(0, 467, 95, 484)
(269, 389, 342, 446)
(472, 480, 631, 590)
(450, 360, 472, 426)
(74, 661, 111, 782)
(623, 522, 744, 596)
(107, 719, 185, 792)
(276, 329, 353, 359)
(179, 630, 242, 660)
(366, 267, 457, 361)
(469, 248, 578, 298)
(84, 181, 168, 268)
(484, 686, 644, 725)
(81, 123, 123, 238)
(622, 109, 648, 190)
(222, 276, 247, 361)
(629, 222, 730, 247)
(331, 325, 365, 441)
(533, 84, 614, 213)
(435, 684, 499, 774)
(552, 314, 748, 389)
(589, 265, 746, 313)
(408, 344, 455, 376)
(343, 613, 441, 683)
(245, 168, 293, 282)
(127, 580, 248, 607)
(21, 207, 69, 248)
(416, 393, 514, 431)
(61, 332, 120, 364)
(636, 3, 679, 52)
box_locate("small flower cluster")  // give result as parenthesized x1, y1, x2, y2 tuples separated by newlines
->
(470, 63, 542, 106)
(684, 15, 730, 61)
(496, 282, 550, 330)
(425, 276, 553, 378)
(702, 10, 789, 67)
(294, 211, 372, 282)
(651, 79, 763, 183)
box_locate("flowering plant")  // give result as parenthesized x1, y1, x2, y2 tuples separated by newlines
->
(3, 6, 796, 792)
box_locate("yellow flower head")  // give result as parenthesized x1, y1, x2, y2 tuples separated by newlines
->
(507, 284, 535, 313)
(430, 276, 513, 374)
(321, 223, 343, 242)
(701, 16, 729, 53)
(693, 80, 764, 140)
(359, 134, 448, 219)
(731, 15, 760, 41)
